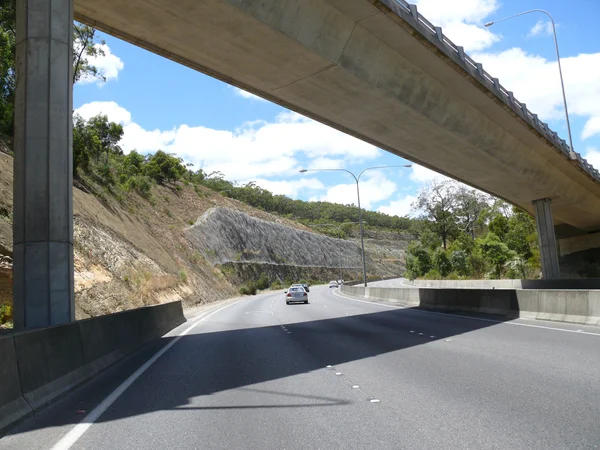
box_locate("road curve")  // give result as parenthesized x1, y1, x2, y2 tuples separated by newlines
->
(2, 285, 600, 449)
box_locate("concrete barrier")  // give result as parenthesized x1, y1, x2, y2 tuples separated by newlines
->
(340, 285, 600, 325)
(0, 335, 31, 433)
(404, 279, 600, 290)
(1, 300, 185, 435)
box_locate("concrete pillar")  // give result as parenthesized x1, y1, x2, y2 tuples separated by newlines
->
(532, 198, 560, 279)
(13, 0, 74, 329)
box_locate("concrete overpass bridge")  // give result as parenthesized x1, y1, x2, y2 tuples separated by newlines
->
(13, 0, 600, 328)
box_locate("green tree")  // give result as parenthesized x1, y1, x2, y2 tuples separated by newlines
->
(420, 228, 442, 252)
(144, 150, 186, 184)
(0, 0, 15, 137)
(405, 242, 432, 279)
(450, 250, 469, 276)
(433, 249, 452, 277)
(72, 23, 107, 84)
(489, 214, 510, 242)
(477, 232, 515, 278)
(0, 1, 106, 137)
(73, 114, 123, 176)
(414, 180, 458, 249)
(454, 185, 489, 238)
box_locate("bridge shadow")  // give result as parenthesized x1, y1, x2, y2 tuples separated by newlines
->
(4, 305, 512, 438)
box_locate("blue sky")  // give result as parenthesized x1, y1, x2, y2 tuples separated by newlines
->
(73, 0, 600, 217)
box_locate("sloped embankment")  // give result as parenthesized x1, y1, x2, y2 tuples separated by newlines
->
(185, 207, 365, 281)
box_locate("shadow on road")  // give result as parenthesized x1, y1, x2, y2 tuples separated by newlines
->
(4, 305, 512, 436)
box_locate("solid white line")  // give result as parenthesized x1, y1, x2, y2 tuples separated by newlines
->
(51, 298, 247, 450)
(333, 288, 600, 337)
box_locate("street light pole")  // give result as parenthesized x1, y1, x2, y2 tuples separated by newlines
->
(300, 164, 412, 287)
(485, 9, 575, 158)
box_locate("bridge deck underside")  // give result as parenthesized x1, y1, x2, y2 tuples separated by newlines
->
(74, 0, 600, 233)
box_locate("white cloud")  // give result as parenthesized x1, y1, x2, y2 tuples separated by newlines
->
(73, 103, 380, 180)
(413, 0, 500, 52)
(411, 0, 600, 148)
(413, 0, 499, 25)
(437, 22, 499, 52)
(232, 87, 267, 102)
(307, 157, 346, 170)
(584, 147, 600, 170)
(251, 178, 325, 197)
(378, 195, 417, 217)
(582, 117, 600, 140)
(76, 43, 124, 85)
(474, 49, 600, 137)
(528, 20, 553, 37)
(310, 171, 396, 209)
(74, 101, 131, 124)
(409, 164, 446, 183)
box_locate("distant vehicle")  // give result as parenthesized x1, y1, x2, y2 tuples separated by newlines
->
(301, 283, 310, 292)
(285, 286, 308, 305)
(329, 280, 338, 288)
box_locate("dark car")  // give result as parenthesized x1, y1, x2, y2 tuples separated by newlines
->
(301, 283, 310, 293)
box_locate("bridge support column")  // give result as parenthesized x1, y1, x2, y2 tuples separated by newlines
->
(13, 0, 74, 329)
(532, 198, 560, 279)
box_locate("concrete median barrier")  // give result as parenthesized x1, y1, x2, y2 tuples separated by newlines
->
(340, 285, 600, 325)
(0, 300, 185, 435)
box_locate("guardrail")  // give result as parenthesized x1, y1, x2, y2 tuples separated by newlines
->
(379, 0, 600, 182)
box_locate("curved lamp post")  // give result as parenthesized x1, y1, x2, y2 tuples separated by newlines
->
(300, 164, 412, 287)
(485, 9, 575, 158)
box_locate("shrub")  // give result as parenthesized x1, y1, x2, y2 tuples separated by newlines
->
(0, 303, 12, 325)
(423, 269, 442, 280)
(433, 249, 452, 277)
(178, 269, 188, 283)
(256, 273, 270, 290)
(175, 185, 183, 193)
(239, 282, 258, 295)
(450, 250, 469, 276)
(270, 280, 283, 290)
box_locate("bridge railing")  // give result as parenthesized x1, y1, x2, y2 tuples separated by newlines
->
(381, 0, 600, 182)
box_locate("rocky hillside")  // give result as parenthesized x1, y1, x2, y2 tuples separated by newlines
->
(186, 207, 364, 267)
(0, 146, 412, 325)
(0, 149, 321, 322)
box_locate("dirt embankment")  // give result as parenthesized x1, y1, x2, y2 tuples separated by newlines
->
(0, 144, 412, 320)
(0, 149, 317, 319)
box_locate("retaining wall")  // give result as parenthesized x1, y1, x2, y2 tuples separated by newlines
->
(0, 300, 185, 434)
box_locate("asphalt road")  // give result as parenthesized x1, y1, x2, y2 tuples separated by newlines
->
(3, 285, 600, 449)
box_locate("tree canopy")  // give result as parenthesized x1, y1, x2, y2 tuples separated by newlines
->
(0, 1, 106, 137)
(405, 180, 540, 280)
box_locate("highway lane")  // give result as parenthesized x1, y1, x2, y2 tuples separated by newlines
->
(2, 285, 600, 449)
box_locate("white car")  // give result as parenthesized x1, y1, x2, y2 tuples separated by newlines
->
(329, 280, 338, 288)
(285, 286, 309, 305)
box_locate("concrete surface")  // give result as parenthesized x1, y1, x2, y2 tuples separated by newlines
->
(13, 0, 75, 329)
(559, 232, 600, 256)
(70, 0, 600, 234)
(3, 285, 600, 449)
(0, 301, 185, 434)
(533, 198, 560, 278)
(343, 283, 600, 325)
(12, 0, 75, 330)
(375, 278, 600, 290)
(0, 336, 31, 433)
